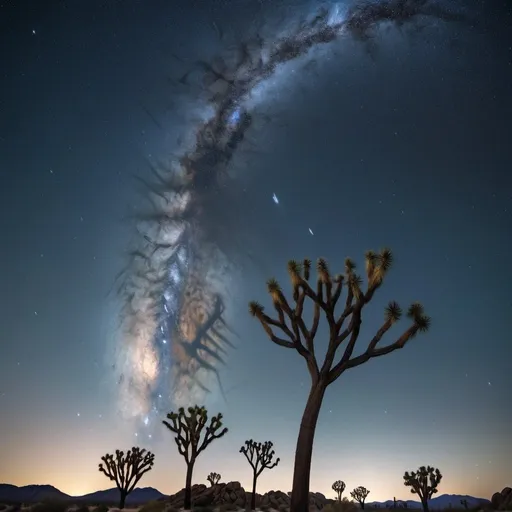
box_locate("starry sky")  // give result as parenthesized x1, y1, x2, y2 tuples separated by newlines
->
(1, 0, 511, 504)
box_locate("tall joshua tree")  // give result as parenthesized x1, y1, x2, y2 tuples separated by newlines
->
(403, 466, 443, 512)
(351, 487, 370, 509)
(249, 251, 431, 512)
(333, 480, 346, 502)
(163, 405, 228, 510)
(207, 471, 221, 486)
(240, 440, 280, 510)
(98, 447, 155, 509)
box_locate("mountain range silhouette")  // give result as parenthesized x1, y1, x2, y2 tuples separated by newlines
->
(0, 484, 491, 509)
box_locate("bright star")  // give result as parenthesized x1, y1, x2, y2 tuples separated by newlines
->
(309, 228, 314, 235)
(272, 193, 279, 204)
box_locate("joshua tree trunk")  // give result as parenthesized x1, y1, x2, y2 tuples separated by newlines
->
(361, 502, 365, 510)
(420, 499, 429, 512)
(119, 489, 127, 510)
(184, 460, 195, 510)
(251, 471, 258, 510)
(290, 381, 327, 512)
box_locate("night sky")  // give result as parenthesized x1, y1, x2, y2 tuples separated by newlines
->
(1, 0, 511, 504)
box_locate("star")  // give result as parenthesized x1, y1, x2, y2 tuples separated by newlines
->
(272, 193, 279, 204)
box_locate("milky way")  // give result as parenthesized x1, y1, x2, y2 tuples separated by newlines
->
(113, 0, 462, 434)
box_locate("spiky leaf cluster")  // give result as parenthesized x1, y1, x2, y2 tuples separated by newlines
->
(162, 405, 228, 464)
(98, 447, 155, 493)
(403, 466, 443, 501)
(240, 439, 280, 476)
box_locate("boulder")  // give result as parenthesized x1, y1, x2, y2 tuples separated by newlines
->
(491, 488, 512, 511)
(164, 482, 335, 511)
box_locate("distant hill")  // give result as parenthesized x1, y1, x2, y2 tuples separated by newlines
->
(0, 484, 71, 503)
(0, 484, 165, 505)
(368, 494, 490, 509)
(75, 487, 166, 505)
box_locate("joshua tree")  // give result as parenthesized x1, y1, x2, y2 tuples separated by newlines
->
(460, 500, 468, 509)
(207, 471, 221, 486)
(333, 481, 346, 502)
(249, 251, 430, 512)
(163, 405, 228, 510)
(98, 447, 154, 509)
(403, 466, 443, 512)
(351, 487, 370, 509)
(240, 440, 280, 510)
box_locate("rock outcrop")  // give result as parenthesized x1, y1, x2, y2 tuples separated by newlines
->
(164, 482, 335, 510)
(491, 488, 512, 511)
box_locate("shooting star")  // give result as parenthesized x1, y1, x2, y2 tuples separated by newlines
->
(272, 193, 279, 204)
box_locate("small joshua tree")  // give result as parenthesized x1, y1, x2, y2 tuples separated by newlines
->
(249, 251, 430, 512)
(207, 471, 221, 486)
(351, 487, 370, 509)
(163, 405, 228, 510)
(403, 466, 442, 512)
(240, 440, 280, 510)
(460, 500, 468, 510)
(333, 480, 346, 502)
(98, 447, 154, 509)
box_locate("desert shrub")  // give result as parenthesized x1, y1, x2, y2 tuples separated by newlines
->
(192, 507, 215, 512)
(75, 505, 89, 512)
(31, 502, 69, 512)
(259, 505, 271, 512)
(91, 506, 108, 512)
(139, 502, 166, 512)
(218, 504, 238, 512)
(324, 501, 359, 512)
(278, 504, 289, 512)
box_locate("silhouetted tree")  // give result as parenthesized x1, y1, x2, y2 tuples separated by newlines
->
(351, 487, 370, 509)
(98, 447, 154, 509)
(333, 481, 346, 501)
(240, 440, 280, 510)
(403, 466, 443, 512)
(207, 472, 221, 486)
(460, 500, 468, 510)
(249, 252, 430, 512)
(163, 406, 228, 510)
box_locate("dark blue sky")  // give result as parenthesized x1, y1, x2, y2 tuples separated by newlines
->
(1, 0, 511, 502)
